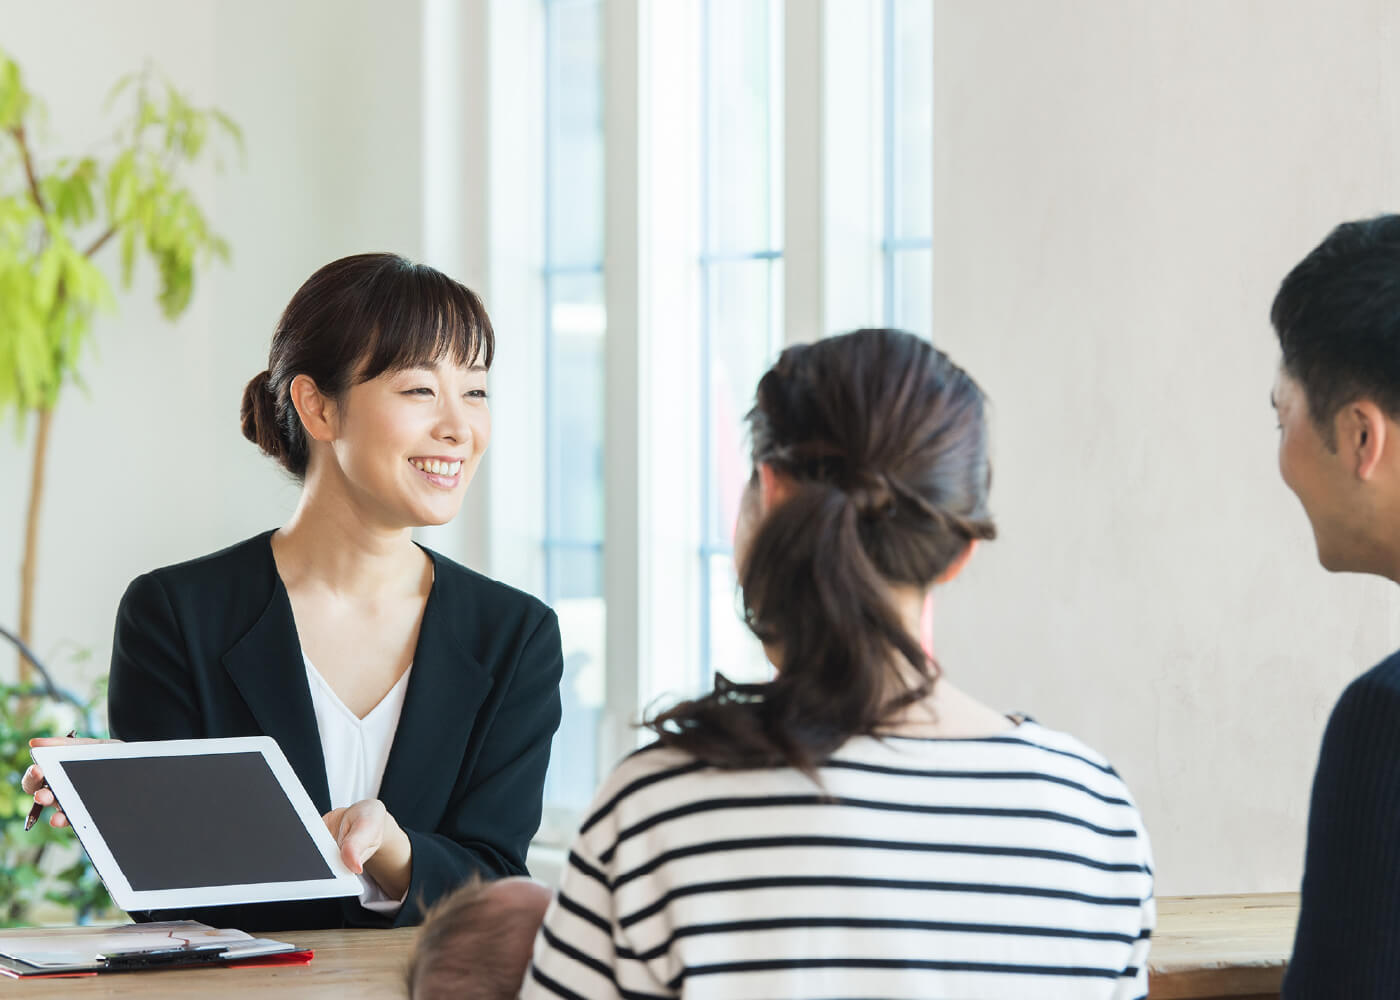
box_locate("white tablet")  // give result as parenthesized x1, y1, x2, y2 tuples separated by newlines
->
(31, 737, 362, 913)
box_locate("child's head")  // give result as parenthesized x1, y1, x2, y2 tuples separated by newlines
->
(407, 876, 553, 1000)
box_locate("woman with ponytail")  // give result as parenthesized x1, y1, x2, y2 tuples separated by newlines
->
(524, 329, 1153, 999)
(23, 253, 563, 931)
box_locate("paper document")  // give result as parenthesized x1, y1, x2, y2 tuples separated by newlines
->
(0, 920, 303, 977)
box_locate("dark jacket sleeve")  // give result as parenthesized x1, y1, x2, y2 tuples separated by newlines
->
(107, 572, 203, 742)
(389, 608, 563, 926)
(1284, 664, 1400, 999)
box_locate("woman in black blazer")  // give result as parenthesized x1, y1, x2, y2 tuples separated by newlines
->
(25, 253, 563, 931)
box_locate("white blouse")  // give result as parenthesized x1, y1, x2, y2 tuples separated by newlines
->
(302, 654, 412, 915)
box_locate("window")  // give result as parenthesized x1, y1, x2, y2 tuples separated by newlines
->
(882, 0, 932, 336)
(697, 0, 784, 688)
(540, 0, 605, 813)
(493, 0, 931, 851)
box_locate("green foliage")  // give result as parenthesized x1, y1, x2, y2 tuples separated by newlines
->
(0, 681, 114, 927)
(0, 51, 239, 421)
(0, 49, 235, 922)
(0, 58, 31, 131)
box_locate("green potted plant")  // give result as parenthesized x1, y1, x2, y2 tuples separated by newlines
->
(1, 51, 240, 681)
(1, 52, 240, 925)
(0, 674, 112, 926)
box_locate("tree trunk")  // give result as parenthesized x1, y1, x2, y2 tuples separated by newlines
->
(17, 406, 53, 684)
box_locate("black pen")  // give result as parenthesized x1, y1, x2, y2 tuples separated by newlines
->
(24, 730, 77, 832)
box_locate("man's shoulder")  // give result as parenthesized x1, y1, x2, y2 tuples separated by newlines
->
(1356, 649, 1400, 694)
(1316, 650, 1400, 768)
(1334, 650, 1400, 720)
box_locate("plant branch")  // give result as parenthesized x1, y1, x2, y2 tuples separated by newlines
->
(84, 227, 116, 258)
(9, 125, 48, 216)
(18, 407, 54, 685)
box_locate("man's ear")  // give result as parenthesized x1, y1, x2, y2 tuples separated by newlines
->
(1343, 401, 1388, 481)
(756, 462, 795, 514)
(289, 374, 336, 444)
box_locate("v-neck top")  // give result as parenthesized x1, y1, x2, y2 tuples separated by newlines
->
(303, 653, 412, 914)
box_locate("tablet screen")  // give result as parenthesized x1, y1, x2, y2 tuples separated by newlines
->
(61, 752, 333, 891)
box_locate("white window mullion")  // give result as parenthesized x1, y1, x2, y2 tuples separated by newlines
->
(601, 0, 647, 772)
(882, 0, 933, 338)
(785, 1, 889, 347)
(784, 0, 822, 346)
(638, 0, 705, 716)
(484, 0, 548, 595)
(821, 0, 883, 339)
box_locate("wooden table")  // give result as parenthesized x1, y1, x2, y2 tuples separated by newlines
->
(0, 893, 1299, 998)
(1149, 893, 1298, 999)
(0, 927, 417, 997)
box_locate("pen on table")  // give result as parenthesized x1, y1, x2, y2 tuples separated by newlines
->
(24, 730, 77, 832)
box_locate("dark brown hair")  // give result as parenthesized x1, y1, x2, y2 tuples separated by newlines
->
(1272, 215, 1400, 448)
(240, 252, 495, 478)
(405, 877, 541, 1000)
(646, 328, 996, 772)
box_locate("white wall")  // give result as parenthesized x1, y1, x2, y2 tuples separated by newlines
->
(0, 0, 439, 696)
(932, 0, 1400, 895)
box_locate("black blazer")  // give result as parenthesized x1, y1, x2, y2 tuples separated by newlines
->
(105, 530, 563, 932)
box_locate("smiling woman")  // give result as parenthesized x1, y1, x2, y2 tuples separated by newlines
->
(21, 253, 564, 932)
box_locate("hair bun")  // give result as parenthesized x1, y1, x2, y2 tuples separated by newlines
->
(240, 369, 284, 459)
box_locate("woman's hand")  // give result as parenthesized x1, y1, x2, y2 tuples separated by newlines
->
(22, 736, 121, 829)
(322, 799, 413, 900)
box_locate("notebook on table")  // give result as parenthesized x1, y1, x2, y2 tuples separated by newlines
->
(0, 920, 312, 978)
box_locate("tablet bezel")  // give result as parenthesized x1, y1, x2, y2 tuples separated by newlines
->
(31, 736, 362, 912)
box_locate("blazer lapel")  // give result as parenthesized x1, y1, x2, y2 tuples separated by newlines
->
(222, 580, 332, 813)
(377, 550, 493, 830)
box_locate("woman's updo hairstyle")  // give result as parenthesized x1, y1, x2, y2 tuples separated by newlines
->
(240, 252, 495, 478)
(648, 328, 996, 773)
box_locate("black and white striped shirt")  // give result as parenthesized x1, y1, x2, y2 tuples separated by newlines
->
(523, 720, 1154, 1000)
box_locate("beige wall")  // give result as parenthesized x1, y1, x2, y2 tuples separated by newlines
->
(932, 0, 1400, 894)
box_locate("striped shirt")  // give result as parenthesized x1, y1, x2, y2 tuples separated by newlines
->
(523, 720, 1154, 1000)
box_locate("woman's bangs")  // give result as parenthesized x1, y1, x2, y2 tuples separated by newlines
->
(354, 266, 496, 381)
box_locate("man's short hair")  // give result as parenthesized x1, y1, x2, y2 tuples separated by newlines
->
(406, 877, 547, 1000)
(1272, 214, 1400, 445)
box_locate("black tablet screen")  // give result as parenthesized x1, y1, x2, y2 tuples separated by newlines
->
(61, 752, 334, 890)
